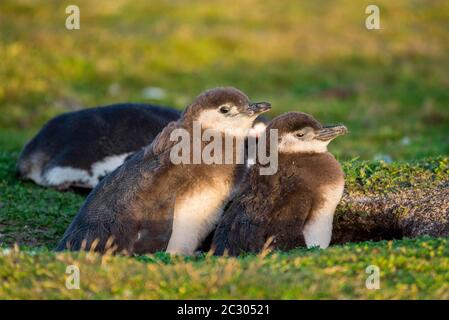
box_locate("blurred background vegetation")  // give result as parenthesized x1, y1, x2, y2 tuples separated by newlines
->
(0, 0, 448, 160)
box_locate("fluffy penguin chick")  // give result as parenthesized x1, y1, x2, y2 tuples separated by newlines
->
(56, 87, 271, 255)
(16, 103, 180, 190)
(212, 112, 347, 256)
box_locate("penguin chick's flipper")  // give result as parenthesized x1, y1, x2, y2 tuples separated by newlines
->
(212, 191, 270, 256)
(211, 197, 246, 256)
(237, 191, 311, 254)
(132, 194, 176, 254)
(266, 190, 312, 251)
(214, 185, 313, 256)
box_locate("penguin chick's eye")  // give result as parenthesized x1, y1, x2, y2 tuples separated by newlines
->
(295, 132, 305, 138)
(219, 105, 230, 114)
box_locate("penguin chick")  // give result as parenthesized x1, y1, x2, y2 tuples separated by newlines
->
(56, 87, 271, 255)
(212, 112, 347, 256)
(16, 103, 180, 190)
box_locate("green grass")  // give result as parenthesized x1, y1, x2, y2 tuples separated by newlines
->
(2, 237, 449, 299)
(1, 0, 449, 299)
(0, 152, 83, 247)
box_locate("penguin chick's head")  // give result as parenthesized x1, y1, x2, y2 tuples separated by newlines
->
(268, 112, 348, 154)
(182, 87, 271, 136)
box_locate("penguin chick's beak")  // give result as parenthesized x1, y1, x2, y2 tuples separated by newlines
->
(315, 124, 348, 141)
(246, 102, 271, 116)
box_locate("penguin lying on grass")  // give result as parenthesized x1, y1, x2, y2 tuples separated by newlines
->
(16, 103, 180, 190)
(212, 112, 347, 256)
(17, 103, 268, 191)
(56, 87, 271, 255)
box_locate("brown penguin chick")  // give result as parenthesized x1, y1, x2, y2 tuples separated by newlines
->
(211, 112, 347, 256)
(56, 87, 271, 255)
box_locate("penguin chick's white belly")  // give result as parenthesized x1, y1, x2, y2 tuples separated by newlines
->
(166, 181, 234, 255)
(42, 153, 131, 188)
(302, 183, 344, 249)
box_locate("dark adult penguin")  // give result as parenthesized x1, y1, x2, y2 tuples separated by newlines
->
(16, 103, 181, 190)
(212, 112, 347, 256)
(56, 87, 271, 255)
